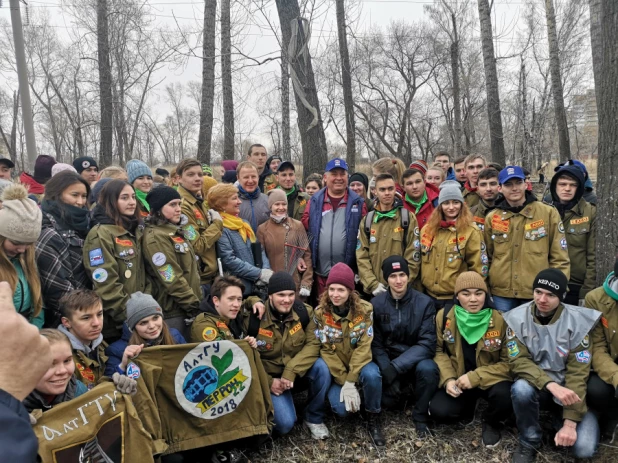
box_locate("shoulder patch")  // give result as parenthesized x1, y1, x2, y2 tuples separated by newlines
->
(576, 350, 591, 363)
(202, 327, 218, 341)
(152, 252, 166, 267)
(157, 264, 176, 283)
(558, 222, 565, 233)
(183, 225, 198, 241)
(92, 268, 108, 283)
(89, 248, 104, 267)
(507, 340, 519, 357)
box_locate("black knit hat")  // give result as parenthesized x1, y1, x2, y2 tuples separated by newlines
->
(73, 156, 98, 174)
(155, 168, 170, 177)
(268, 272, 296, 295)
(533, 268, 568, 301)
(382, 255, 410, 281)
(349, 172, 369, 192)
(146, 185, 181, 213)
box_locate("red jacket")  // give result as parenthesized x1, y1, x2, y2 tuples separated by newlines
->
(403, 182, 439, 227)
(19, 172, 45, 195)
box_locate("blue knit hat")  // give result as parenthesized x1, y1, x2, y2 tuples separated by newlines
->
(126, 159, 152, 184)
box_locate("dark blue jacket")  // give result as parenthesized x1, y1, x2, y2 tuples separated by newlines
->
(307, 187, 364, 270)
(446, 166, 456, 181)
(370, 287, 437, 374)
(105, 323, 186, 376)
(0, 389, 38, 462)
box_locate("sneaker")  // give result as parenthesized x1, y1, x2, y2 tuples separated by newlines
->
(482, 422, 501, 448)
(414, 421, 432, 438)
(211, 449, 245, 463)
(512, 443, 537, 463)
(304, 420, 329, 440)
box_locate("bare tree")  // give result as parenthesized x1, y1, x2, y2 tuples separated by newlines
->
(97, 0, 113, 167)
(197, 0, 217, 164)
(221, 0, 235, 160)
(0, 89, 20, 166)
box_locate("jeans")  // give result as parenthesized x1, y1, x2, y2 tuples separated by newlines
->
(492, 296, 530, 313)
(271, 391, 297, 435)
(511, 379, 599, 458)
(328, 362, 382, 417)
(430, 380, 512, 426)
(302, 358, 332, 424)
(382, 359, 440, 423)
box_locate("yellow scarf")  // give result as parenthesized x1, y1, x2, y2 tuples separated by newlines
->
(221, 212, 256, 243)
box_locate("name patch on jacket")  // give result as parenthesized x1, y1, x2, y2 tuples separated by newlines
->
(115, 237, 133, 247)
(258, 328, 273, 338)
(491, 215, 510, 233)
(289, 323, 302, 336)
(525, 220, 545, 230)
(324, 314, 342, 329)
(448, 236, 466, 245)
(570, 217, 589, 225)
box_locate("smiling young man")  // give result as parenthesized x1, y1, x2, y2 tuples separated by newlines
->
(357, 174, 420, 297)
(370, 256, 439, 436)
(247, 144, 278, 192)
(547, 165, 596, 305)
(237, 161, 270, 232)
(276, 161, 310, 220)
(177, 158, 223, 286)
(401, 168, 439, 228)
(470, 167, 501, 231)
(484, 166, 570, 312)
(462, 154, 487, 208)
(503, 269, 602, 463)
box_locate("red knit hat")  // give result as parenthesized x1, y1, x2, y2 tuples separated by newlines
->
(409, 159, 429, 176)
(326, 263, 355, 291)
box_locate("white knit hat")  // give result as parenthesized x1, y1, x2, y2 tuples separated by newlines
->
(0, 184, 42, 243)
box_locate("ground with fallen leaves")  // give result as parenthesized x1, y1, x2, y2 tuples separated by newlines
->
(246, 407, 618, 463)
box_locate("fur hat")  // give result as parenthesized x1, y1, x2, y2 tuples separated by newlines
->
(0, 183, 42, 243)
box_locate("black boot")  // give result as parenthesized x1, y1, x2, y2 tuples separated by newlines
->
(512, 443, 536, 463)
(366, 412, 386, 447)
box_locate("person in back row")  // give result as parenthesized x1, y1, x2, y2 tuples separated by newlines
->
(371, 256, 438, 436)
(20, 154, 57, 204)
(420, 181, 488, 308)
(462, 154, 486, 208)
(430, 272, 512, 448)
(433, 151, 456, 181)
(401, 167, 439, 228)
(546, 164, 596, 305)
(484, 166, 570, 312)
(247, 144, 277, 192)
(126, 159, 153, 218)
(504, 269, 600, 463)
(453, 156, 467, 187)
(237, 161, 270, 233)
(470, 168, 501, 231)
(356, 173, 420, 297)
(73, 156, 99, 186)
(276, 161, 310, 221)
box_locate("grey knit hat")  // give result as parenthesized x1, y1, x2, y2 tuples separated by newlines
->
(438, 180, 464, 205)
(126, 292, 163, 330)
(126, 159, 152, 184)
(0, 183, 42, 243)
(267, 188, 287, 209)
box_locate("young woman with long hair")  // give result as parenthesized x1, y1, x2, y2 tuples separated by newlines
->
(36, 171, 92, 328)
(83, 180, 151, 341)
(420, 181, 488, 308)
(0, 184, 44, 327)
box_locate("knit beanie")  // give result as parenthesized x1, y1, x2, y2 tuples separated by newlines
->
(268, 188, 288, 209)
(222, 170, 237, 184)
(52, 163, 77, 177)
(126, 292, 163, 331)
(155, 168, 170, 177)
(90, 178, 113, 204)
(326, 263, 355, 291)
(382, 255, 410, 281)
(533, 268, 568, 301)
(202, 175, 218, 198)
(454, 271, 488, 295)
(349, 172, 369, 192)
(409, 159, 429, 176)
(73, 156, 98, 174)
(0, 183, 42, 242)
(439, 180, 464, 205)
(221, 160, 239, 172)
(126, 159, 152, 184)
(202, 165, 213, 177)
(268, 272, 296, 295)
(33, 155, 57, 183)
(146, 185, 181, 213)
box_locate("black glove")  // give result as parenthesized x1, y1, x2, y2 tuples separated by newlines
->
(382, 364, 398, 386)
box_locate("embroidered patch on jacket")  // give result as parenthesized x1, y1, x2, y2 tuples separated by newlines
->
(115, 237, 133, 247)
(576, 350, 591, 363)
(183, 225, 198, 241)
(289, 323, 302, 336)
(157, 264, 176, 283)
(89, 248, 104, 267)
(491, 215, 510, 233)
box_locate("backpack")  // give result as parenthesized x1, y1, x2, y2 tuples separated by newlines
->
(364, 208, 410, 251)
(246, 300, 310, 338)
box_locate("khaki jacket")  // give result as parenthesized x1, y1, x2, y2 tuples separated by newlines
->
(356, 206, 421, 294)
(242, 300, 320, 383)
(178, 186, 223, 285)
(435, 308, 511, 389)
(507, 304, 592, 422)
(191, 312, 236, 343)
(83, 224, 151, 339)
(73, 343, 108, 390)
(142, 222, 201, 319)
(314, 300, 374, 385)
(484, 201, 570, 299)
(420, 223, 487, 299)
(470, 200, 496, 232)
(263, 173, 278, 192)
(562, 199, 596, 297)
(588, 286, 618, 387)
(463, 187, 480, 208)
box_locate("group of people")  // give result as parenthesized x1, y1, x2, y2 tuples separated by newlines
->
(0, 147, 612, 463)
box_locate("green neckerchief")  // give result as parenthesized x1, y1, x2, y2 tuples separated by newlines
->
(454, 304, 492, 344)
(135, 188, 150, 212)
(405, 191, 427, 214)
(282, 184, 296, 197)
(604, 271, 618, 301)
(373, 205, 399, 223)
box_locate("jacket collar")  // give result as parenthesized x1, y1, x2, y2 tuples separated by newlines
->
(58, 325, 104, 355)
(178, 185, 201, 205)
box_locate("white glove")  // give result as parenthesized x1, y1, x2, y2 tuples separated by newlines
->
(299, 287, 311, 297)
(208, 209, 222, 222)
(259, 269, 274, 284)
(354, 274, 361, 284)
(578, 299, 586, 307)
(340, 381, 361, 413)
(112, 372, 138, 396)
(372, 283, 387, 296)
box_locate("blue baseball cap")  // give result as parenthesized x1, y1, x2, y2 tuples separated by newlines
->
(325, 157, 348, 172)
(498, 166, 526, 185)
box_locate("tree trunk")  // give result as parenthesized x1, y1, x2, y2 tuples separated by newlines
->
(590, 0, 618, 281)
(478, 0, 506, 166)
(197, 0, 217, 164)
(335, 0, 356, 172)
(97, 0, 113, 168)
(275, 0, 327, 181)
(280, 51, 291, 159)
(450, 13, 462, 158)
(544, 0, 571, 163)
(221, 0, 235, 161)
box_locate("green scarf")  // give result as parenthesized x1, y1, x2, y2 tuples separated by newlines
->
(373, 205, 399, 223)
(283, 184, 296, 197)
(603, 271, 618, 301)
(405, 191, 427, 214)
(135, 188, 150, 212)
(454, 305, 492, 344)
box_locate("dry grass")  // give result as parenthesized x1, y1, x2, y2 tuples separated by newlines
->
(245, 407, 618, 463)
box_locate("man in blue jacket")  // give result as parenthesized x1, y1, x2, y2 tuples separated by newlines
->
(371, 255, 439, 436)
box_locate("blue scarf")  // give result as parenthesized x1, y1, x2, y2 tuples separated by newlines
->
(238, 185, 262, 231)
